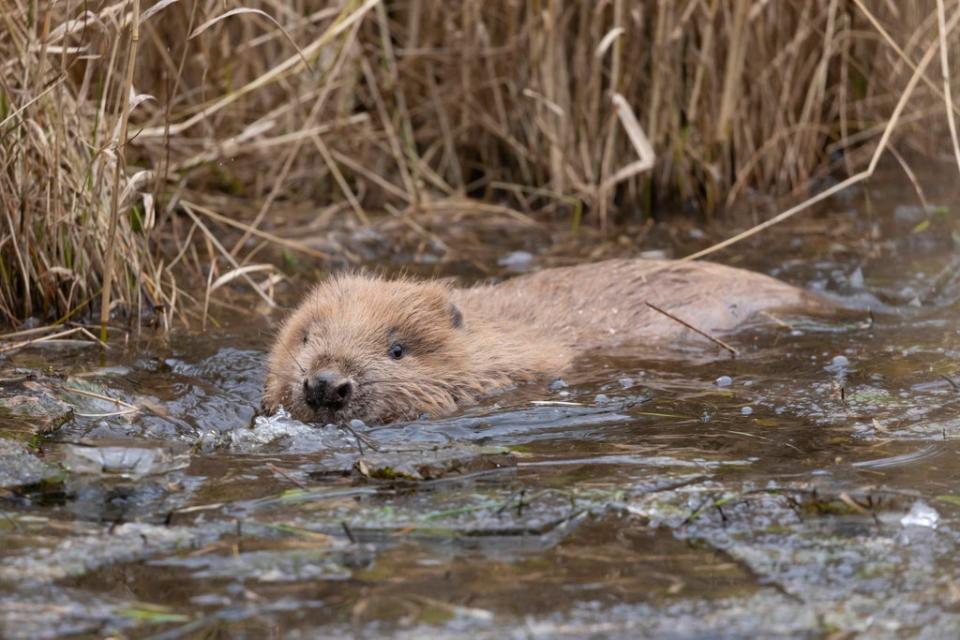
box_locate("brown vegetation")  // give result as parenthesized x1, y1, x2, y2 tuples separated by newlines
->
(1, 0, 959, 333)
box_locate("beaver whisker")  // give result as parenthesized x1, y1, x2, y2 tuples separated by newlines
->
(361, 379, 460, 402)
(356, 378, 454, 390)
(354, 378, 394, 386)
(277, 341, 305, 375)
(358, 379, 459, 416)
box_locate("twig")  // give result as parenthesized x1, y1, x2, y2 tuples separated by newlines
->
(340, 421, 379, 453)
(0, 325, 59, 340)
(63, 386, 138, 411)
(941, 374, 960, 393)
(266, 463, 307, 489)
(645, 301, 739, 357)
(887, 145, 929, 211)
(75, 409, 138, 418)
(180, 200, 327, 259)
(341, 521, 356, 544)
(0, 327, 88, 354)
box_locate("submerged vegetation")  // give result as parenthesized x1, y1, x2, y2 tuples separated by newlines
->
(1, 0, 959, 329)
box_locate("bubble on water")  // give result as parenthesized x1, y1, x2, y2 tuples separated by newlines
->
(497, 251, 534, 271)
(848, 267, 865, 289)
(895, 204, 926, 223)
(900, 500, 940, 529)
(618, 377, 635, 389)
(825, 355, 850, 373)
(594, 394, 610, 404)
(549, 379, 569, 391)
(715, 376, 733, 387)
(740, 406, 753, 416)
(349, 419, 366, 429)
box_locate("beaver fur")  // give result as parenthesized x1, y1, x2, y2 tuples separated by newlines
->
(263, 258, 826, 425)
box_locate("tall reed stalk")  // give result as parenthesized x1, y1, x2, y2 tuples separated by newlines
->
(1, 0, 957, 329)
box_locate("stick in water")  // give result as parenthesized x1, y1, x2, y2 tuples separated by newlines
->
(644, 301, 739, 357)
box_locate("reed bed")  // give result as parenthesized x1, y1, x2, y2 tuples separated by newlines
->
(1, 0, 958, 333)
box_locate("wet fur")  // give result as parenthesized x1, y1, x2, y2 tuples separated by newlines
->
(263, 274, 570, 425)
(264, 259, 826, 424)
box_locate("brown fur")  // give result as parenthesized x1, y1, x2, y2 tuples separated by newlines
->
(263, 258, 827, 424)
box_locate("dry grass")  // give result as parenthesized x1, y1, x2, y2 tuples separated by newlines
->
(2, 0, 960, 333)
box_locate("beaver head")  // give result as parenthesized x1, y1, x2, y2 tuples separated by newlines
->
(263, 274, 473, 425)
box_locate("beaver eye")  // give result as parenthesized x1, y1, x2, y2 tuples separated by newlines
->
(389, 343, 405, 360)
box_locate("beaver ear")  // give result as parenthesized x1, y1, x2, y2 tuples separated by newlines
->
(448, 303, 464, 329)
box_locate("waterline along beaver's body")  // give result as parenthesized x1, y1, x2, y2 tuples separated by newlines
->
(263, 258, 828, 425)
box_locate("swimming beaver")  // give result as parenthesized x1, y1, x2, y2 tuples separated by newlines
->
(263, 258, 826, 425)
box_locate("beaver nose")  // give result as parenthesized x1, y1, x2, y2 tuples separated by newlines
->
(303, 371, 353, 410)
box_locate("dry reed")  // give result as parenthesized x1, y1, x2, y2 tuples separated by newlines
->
(1, 0, 959, 333)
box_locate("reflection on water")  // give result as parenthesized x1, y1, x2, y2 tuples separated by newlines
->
(2, 170, 960, 638)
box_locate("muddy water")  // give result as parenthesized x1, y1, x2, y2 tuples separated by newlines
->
(3, 173, 960, 638)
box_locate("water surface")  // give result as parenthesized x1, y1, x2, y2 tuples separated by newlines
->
(2, 169, 960, 638)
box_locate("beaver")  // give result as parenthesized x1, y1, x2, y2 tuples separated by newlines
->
(263, 258, 828, 425)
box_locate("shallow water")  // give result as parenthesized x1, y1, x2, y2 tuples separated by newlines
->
(3, 170, 960, 638)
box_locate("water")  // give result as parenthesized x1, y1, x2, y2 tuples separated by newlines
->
(2, 169, 960, 638)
